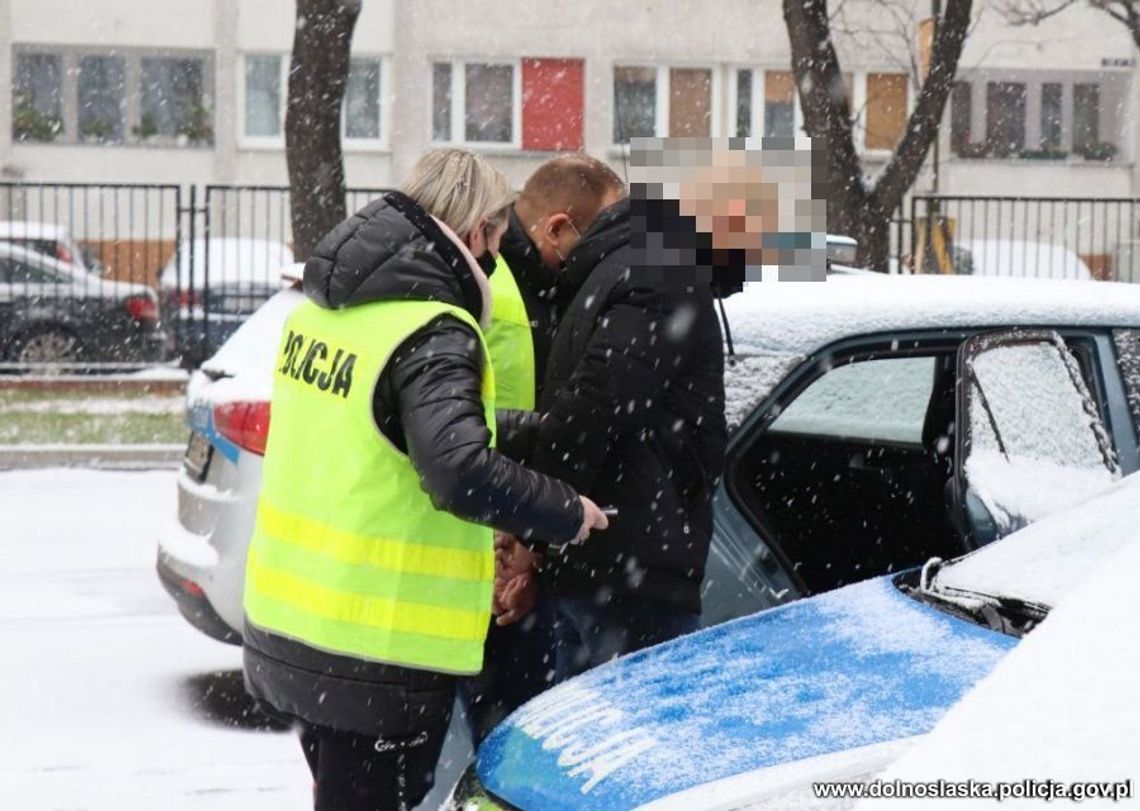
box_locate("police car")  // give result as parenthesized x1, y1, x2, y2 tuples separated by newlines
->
(447, 468, 1140, 810)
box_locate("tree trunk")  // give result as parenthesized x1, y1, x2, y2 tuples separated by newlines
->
(783, 0, 972, 272)
(285, 0, 361, 261)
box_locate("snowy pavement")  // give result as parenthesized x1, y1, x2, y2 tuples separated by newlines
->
(0, 469, 310, 810)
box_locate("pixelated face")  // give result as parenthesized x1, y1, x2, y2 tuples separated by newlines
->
(629, 136, 828, 283)
(677, 157, 779, 254)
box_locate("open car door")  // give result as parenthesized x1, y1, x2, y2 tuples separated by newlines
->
(951, 328, 1120, 549)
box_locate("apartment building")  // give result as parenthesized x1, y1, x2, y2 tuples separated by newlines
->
(0, 0, 1137, 286)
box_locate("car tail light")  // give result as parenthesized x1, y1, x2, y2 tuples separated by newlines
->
(124, 293, 160, 323)
(56, 244, 74, 264)
(213, 401, 271, 456)
(178, 290, 199, 309)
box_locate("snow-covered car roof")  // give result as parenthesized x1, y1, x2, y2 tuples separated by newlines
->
(724, 274, 1140, 357)
(158, 238, 295, 289)
(188, 287, 304, 405)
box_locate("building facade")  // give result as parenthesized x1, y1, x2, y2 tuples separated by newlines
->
(0, 0, 1136, 278)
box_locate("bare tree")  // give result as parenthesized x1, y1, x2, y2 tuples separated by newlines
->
(784, 0, 973, 270)
(998, 0, 1140, 49)
(286, 0, 362, 261)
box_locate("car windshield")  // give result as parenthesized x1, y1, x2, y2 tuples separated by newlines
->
(902, 471, 1140, 633)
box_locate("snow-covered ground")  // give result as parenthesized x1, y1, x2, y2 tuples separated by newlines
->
(0, 469, 309, 810)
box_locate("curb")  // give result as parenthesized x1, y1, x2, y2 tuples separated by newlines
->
(0, 445, 183, 471)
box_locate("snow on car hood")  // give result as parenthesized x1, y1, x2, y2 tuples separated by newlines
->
(723, 275, 1140, 357)
(476, 577, 1017, 810)
(857, 530, 1140, 810)
(933, 470, 1140, 608)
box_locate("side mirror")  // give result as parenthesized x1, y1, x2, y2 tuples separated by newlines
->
(825, 234, 858, 266)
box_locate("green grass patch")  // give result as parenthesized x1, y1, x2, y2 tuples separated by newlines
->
(0, 388, 187, 445)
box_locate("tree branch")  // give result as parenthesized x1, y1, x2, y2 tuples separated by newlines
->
(873, 0, 973, 212)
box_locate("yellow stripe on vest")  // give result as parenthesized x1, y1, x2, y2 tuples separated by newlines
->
(256, 501, 493, 582)
(247, 543, 489, 643)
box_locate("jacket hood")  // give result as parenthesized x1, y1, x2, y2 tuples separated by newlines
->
(558, 196, 631, 297)
(303, 191, 493, 327)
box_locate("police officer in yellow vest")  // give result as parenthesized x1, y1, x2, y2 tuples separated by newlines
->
(242, 148, 608, 811)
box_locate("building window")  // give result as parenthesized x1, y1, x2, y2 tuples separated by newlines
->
(764, 70, 795, 138)
(244, 55, 282, 138)
(139, 57, 212, 145)
(78, 56, 125, 144)
(432, 63, 452, 142)
(344, 58, 382, 140)
(1040, 83, 1063, 151)
(613, 65, 716, 143)
(985, 81, 1026, 157)
(1073, 83, 1101, 154)
(669, 68, 712, 136)
(864, 73, 907, 150)
(951, 81, 972, 151)
(432, 60, 518, 146)
(13, 53, 63, 142)
(735, 69, 753, 137)
(613, 66, 657, 142)
(465, 63, 513, 143)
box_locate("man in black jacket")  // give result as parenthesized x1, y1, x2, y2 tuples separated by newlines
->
(460, 155, 626, 743)
(504, 191, 729, 681)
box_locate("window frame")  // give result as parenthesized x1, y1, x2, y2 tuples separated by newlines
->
(237, 52, 390, 152)
(611, 62, 722, 148)
(430, 57, 522, 151)
(11, 44, 214, 150)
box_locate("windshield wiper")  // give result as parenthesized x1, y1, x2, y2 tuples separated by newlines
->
(897, 558, 1048, 638)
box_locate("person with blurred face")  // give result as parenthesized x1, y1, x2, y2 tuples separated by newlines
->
(493, 141, 730, 685)
(242, 148, 607, 811)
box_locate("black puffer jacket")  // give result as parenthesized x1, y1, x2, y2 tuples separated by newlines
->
(506, 198, 728, 613)
(244, 191, 584, 738)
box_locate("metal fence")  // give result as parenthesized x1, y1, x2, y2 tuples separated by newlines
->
(0, 182, 391, 372)
(4, 183, 1137, 373)
(906, 195, 1140, 283)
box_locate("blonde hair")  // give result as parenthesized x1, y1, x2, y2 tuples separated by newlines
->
(400, 148, 516, 237)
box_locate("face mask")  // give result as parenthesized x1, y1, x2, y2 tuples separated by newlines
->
(476, 250, 497, 276)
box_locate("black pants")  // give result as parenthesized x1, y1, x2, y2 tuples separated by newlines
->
(299, 719, 449, 811)
(459, 608, 556, 746)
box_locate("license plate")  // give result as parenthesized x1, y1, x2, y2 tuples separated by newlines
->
(184, 432, 213, 481)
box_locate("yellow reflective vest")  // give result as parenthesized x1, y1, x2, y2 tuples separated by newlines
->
(244, 298, 496, 675)
(486, 256, 536, 411)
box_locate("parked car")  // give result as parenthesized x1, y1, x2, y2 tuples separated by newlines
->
(158, 237, 294, 362)
(0, 220, 94, 274)
(0, 241, 166, 365)
(955, 238, 1094, 280)
(452, 469, 1140, 810)
(158, 270, 1140, 807)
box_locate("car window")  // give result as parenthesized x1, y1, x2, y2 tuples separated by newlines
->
(1115, 329, 1140, 432)
(960, 333, 1118, 541)
(769, 356, 935, 444)
(967, 341, 1108, 469)
(0, 257, 61, 284)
